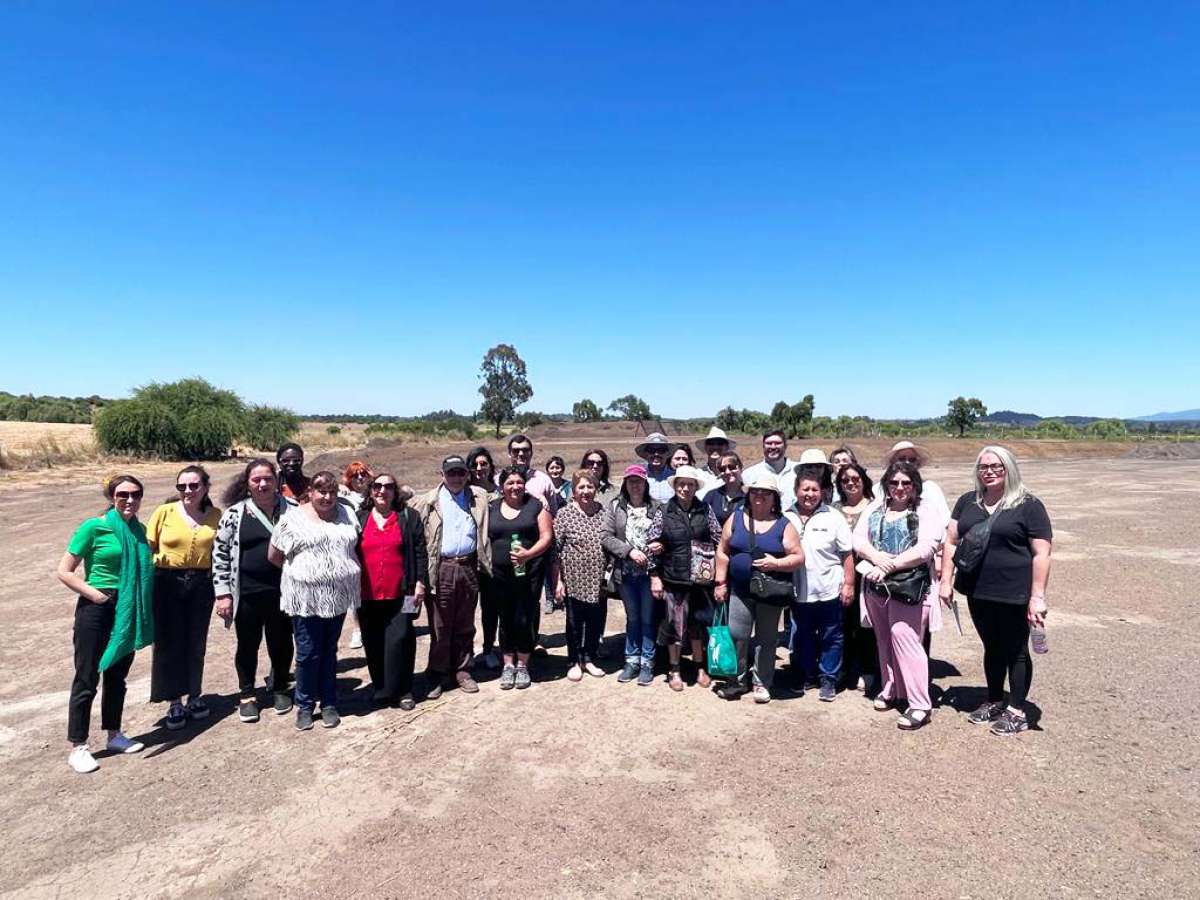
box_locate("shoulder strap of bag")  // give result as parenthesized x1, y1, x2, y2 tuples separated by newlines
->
(244, 497, 280, 534)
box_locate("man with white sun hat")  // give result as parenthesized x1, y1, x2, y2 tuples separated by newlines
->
(695, 426, 736, 482)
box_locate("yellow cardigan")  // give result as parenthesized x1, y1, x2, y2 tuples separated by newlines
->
(146, 501, 223, 570)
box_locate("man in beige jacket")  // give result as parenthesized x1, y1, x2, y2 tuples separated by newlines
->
(411, 455, 492, 697)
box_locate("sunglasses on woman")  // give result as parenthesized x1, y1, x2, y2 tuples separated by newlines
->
(176, 483, 204, 492)
(114, 490, 143, 500)
(371, 482, 396, 492)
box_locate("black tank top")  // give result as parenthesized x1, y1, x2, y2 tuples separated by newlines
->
(488, 496, 543, 569)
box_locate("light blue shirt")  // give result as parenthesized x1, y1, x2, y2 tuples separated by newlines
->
(438, 486, 478, 557)
(646, 465, 675, 503)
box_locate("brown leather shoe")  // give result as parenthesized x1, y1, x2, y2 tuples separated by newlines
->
(456, 674, 480, 693)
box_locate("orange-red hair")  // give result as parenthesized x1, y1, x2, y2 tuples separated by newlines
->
(342, 460, 373, 487)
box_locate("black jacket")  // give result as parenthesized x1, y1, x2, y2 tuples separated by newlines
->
(357, 505, 429, 595)
(652, 497, 717, 586)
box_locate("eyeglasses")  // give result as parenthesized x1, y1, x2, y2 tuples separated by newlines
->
(585, 459, 604, 467)
(977, 463, 1006, 474)
(371, 482, 396, 492)
(510, 447, 532, 456)
(887, 479, 913, 488)
(840, 476, 862, 484)
(176, 483, 204, 492)
(718, 465, 741, 473)
(114, 490, 143, 500)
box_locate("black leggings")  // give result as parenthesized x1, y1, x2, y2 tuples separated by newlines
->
(968, 596, 1032, 708)
(358, 599, 416, 698)
(479, 570, 500, 653)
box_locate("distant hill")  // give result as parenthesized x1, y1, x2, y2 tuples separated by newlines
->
(1135, 409, 1200, 422)
(985, 410, 1041, 426)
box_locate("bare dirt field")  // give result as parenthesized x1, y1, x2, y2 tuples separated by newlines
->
(1, 432, 1197, 899)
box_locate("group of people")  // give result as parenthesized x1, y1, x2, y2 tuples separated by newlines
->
(57, 429, 1053, 773)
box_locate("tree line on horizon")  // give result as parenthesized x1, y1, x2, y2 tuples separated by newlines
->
(1, 347, 1195, 461)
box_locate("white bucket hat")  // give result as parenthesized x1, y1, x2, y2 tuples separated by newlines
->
(666, 465, 706, 488)
(695, 425, 737, 452)
(798, 448, 829, 465)
(743, 474, 783, 497)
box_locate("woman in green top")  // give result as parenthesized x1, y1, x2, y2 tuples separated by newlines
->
(56, 474, 156, 774)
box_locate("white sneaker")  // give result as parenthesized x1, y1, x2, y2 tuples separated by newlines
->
(753, 686, 772, 704)
(349, 629, 363, 650)
(105, 732, 145, 754)
(566, 664, 583, 682)
(68, 745, 99, 774)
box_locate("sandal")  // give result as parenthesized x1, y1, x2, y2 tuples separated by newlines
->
(872, 696, 893, 712)
(696, 669, 712, 689)
(668, 670, 684, 692)
(897, 708, 931, 730)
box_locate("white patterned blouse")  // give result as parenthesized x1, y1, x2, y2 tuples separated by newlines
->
(271, 504, 362, 618)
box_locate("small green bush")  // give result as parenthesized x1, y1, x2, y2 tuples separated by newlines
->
(326, 424, 342, 435)
(94, 379, 299, 459)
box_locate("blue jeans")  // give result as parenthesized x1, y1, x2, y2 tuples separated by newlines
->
(790, 599, 843, 684)
(619, 573, 655, 664)
(293, 613, 345, 712)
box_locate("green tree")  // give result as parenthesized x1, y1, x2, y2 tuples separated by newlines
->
(608, 394, 653, 424)
(1086, 418, 1128, 439)
(572, 398, 602, 423)
(945, 396, 988, 437)
(241, 404, 300, 451)
(478, 344, 533, 438)
(768, 395, 815, 438)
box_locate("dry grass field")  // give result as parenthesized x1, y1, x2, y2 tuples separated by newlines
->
(0, 428, 1196, 898)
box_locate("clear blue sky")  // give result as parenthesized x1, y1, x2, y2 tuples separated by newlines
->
(1, 3, 1197, 420)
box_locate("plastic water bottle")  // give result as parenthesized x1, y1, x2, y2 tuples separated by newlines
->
(511, 534, 526, 576)
(1030, 624, 1049, 655)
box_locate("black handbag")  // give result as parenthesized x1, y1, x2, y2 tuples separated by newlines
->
(952, 506, 1003, 575)
(745, 511, 795, 604)
(875, 510, 930, 606)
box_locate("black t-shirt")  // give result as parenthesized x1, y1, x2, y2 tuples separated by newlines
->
(239, 511, 282, 595)
(952, 492, 1052, 604)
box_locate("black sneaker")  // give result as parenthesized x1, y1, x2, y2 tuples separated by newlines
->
(398, 695, 416, 711)
(818, 681, 837, 702)
(990, 709, 1029, 736)
(295, 708, 314, 731)
(617, 662, 639, 683)
(320, 707, 340, 729)
(166, 702, 187, 730)
(238, 699, 260, 723)
(637, 664, 654, 687)
(273, 692, 293, 715)
(968, 701, 1005, 725)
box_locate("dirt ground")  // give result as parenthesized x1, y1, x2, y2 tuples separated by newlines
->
(0, 433, 1197, 899)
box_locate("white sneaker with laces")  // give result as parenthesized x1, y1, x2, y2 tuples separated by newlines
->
(349, 629, 363, 649)
(105, 732, 145, 754)
(69, 745, 99, 774)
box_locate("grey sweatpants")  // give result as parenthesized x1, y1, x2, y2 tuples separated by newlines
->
(728, 593, 784, 688)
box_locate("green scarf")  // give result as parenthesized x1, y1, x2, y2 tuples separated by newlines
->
(98, 507, 156, 672)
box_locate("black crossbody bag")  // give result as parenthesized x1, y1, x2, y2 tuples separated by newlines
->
(875, 509, 929, 606)
(746, 513, 795, 604)
(952, 505, 1005, 575)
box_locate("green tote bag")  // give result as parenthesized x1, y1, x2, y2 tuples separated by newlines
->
(706, 603, 738, 678)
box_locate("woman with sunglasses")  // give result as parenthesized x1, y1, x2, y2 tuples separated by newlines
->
(57, 475, 154, 773)
(834, 462, 879, 693)
(356, 473, 428, 710)
(145, 466, 223, 731)
(853, 461, 944, 730)
(578, 449, 614, 501)
(940, 447, 1052, 736)
(213, 459, 296, 724)
(704, 452, 747, 526)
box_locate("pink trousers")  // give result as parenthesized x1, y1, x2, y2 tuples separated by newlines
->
(864, 585, 931, 712)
